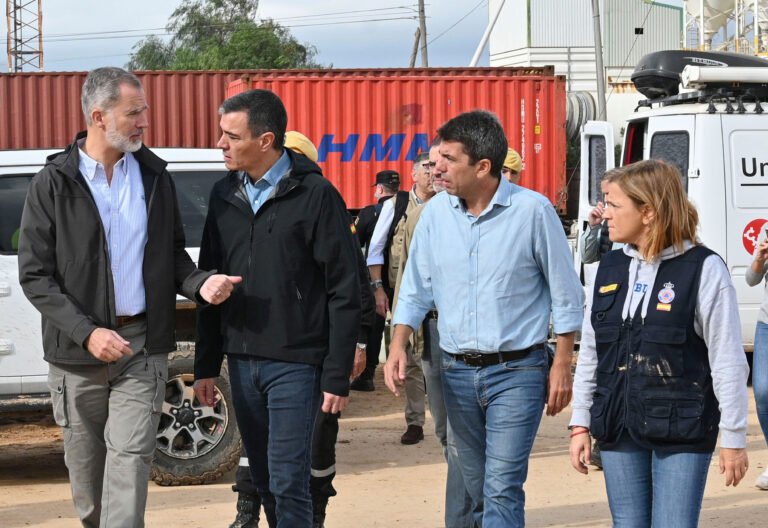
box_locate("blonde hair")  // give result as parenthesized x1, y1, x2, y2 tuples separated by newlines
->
(603, 160, 698, 261)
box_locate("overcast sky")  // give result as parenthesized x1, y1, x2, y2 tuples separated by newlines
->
(3, 0, 685, 73)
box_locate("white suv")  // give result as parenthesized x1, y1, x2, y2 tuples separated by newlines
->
(0, 147, 241, 485)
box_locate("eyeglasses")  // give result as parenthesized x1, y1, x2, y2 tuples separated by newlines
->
(422, 161, 436, 173)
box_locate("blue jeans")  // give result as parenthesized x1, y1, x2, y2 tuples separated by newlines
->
(422, 319, 474, 528)
(600, 433, 712, 528)
(228, 356, 321, 528)
(440, 347, 548, 528)
(754, 322, 768, 448)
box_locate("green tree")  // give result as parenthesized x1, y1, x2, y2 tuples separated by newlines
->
(127, 0, 321, 70)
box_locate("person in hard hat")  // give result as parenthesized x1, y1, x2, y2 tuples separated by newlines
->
(227, 129, 375, 528)
(501, 147, 523, 184)
(285, 130, 319, 162)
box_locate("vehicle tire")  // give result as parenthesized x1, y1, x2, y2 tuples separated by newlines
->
(151, 343, 241, 486)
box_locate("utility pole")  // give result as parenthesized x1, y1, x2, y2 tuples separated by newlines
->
(6, 0, 43, 72)
(409, 28, 421, 68)
(418, 0, 428, 67)
(591, 0, 607, 121)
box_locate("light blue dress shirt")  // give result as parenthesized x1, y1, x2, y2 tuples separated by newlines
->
(243, 149, 291, 214)
(78, 142, 148, 317)
(393, 177, 584, 354)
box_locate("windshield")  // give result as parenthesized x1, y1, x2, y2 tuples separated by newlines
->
(0, 170, 224, 254)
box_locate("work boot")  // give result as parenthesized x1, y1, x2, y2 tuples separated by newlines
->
(312, 498, 328, 528)
(230, 492, 260, 528)
(349, 376, 375, 392)
(400, 424, 424, 445)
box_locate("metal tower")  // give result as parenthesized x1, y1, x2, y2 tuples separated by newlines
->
(6, 0, 43, 72)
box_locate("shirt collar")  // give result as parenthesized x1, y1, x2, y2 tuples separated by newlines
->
(77, 138, 130, 181)
(243, 149, 291, 188)
(448, 176, 514, 215)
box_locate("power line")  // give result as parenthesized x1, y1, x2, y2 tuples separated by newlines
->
(428, 0, 486, 45)
(0, 15, 417, 47)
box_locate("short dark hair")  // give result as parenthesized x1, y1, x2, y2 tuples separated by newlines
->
(437, 110, 507, 178)
(219, 89, 287, 151)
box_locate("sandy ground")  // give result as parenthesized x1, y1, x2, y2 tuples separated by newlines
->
(1, 368, 767, 528)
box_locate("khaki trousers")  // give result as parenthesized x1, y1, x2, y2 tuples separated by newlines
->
(48, 320, 167, 528)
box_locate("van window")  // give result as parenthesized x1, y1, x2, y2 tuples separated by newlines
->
(170, 170, 225, 247)
(623, 120, 646, 166)
(0, 174, 33, 254)
(588, 136, 607, 206)
(650, 132, 690, 191)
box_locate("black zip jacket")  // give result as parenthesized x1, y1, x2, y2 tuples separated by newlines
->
(195, 149, 362, 396)
(18, 131, 213, 365)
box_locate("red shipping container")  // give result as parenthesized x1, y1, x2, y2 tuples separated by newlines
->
(0, 68, 566, 212)
(227, 68, 567, 212)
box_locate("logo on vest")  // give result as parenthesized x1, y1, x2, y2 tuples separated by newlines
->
(599, 283, 618, 294)
(657, 282, 675, 311)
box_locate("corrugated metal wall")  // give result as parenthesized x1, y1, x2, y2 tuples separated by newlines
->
(0, 67, 567, 212)
(604, 1, 682, 67)
(530, 0, 595, 47)
(227, 69, 567, 211)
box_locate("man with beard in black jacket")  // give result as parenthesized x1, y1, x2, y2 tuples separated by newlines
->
(194, 89, 362, 528)
(18, 67, 238, 527)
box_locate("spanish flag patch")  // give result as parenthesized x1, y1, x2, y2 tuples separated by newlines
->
(599, 284, 618, 294)
(656, 303, 671, 311)
(350, 223, 357, 234)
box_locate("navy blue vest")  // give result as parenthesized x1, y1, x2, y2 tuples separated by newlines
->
(590, 245, 720, 453)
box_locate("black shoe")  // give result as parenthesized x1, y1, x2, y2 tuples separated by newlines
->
(312, 498, 328, 528)
(400, 424, 424, 445)
(230, 492, 260, 528)
(350, 376, 375, 392)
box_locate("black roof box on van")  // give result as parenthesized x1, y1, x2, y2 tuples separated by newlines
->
(632, 50, 768, 99)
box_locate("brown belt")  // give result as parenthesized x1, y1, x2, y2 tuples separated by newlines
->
(451, 342, 546, 367)
(115, 313, 146, 328)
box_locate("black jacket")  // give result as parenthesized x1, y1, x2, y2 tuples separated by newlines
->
(195, 149, 362, 396)
(18, 131, 212, 365)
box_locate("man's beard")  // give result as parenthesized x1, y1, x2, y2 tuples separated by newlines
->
(106, 121, 142, 153)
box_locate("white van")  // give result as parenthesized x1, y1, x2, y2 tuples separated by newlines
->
(0, 147, 240, 484)
(578, 50, 768, 351)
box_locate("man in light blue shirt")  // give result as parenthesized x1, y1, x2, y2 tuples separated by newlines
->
(385, 110, 584, 527)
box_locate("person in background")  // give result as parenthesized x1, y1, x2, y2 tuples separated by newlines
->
(570, 160, 750, 526)
(501, 147, 522, 184)
(369, 155, 436, 445)
(745, 228, 768, 490)
(386, 110, 583, 526)
(18, 67, 237, 527)
(195, 90, 361, 527)
(350, 170, 401, 392)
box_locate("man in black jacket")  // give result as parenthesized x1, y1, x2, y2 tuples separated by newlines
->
(17, 67, 238, 527)
(194, 89, 362, 528)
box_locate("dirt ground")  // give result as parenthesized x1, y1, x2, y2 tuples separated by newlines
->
(1, 368, 767, 528)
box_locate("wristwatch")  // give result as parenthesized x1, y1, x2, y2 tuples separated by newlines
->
(370, 279, 383, 290)
(356, 343, 367, 350)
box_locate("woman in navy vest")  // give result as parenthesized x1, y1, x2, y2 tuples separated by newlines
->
(568, 160, 750, 527)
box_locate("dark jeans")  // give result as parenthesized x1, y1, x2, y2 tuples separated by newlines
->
(236, 407, 341, 503)
(228, 356, 322, 528)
